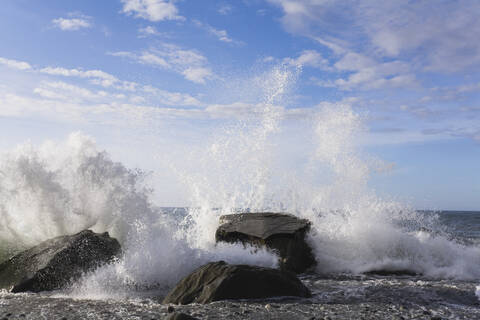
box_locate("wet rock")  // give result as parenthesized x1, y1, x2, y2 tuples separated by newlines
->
(0, 230, 121, 293)
(215, 212, 316, 273)
(163, 261, 311, 304)
(365, 269, 419, 276)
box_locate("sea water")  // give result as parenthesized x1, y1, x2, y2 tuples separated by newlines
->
(0, 64, 479, 318)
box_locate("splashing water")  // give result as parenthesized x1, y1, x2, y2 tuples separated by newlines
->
(0, 132, 277, 298)
(1, 63, 480, 300)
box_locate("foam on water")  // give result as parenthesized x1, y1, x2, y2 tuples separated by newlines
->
(1, 63, 480, 299)
(0, 133, 277, 298)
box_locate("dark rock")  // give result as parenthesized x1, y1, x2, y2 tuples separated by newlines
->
(365, 269, 419, 276)
(166, 313, 199, 320)
(0, 230, 121, 293)
(167, 306, 175, 313)
(215, 212, 316, 273)
(163, 261, 311, 304)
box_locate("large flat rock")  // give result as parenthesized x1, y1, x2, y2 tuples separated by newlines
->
(217, 212, 310, 239)
(0, 230, 121, 293)
(163, 261, 311, 304)
(215, 213, 316, 273)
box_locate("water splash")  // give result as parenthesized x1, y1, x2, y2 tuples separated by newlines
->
(1, 62, 480, 301)
(0, 132, 277, 298)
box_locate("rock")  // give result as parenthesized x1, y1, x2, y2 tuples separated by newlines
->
(166, 313, 199, 320)
(215, 212, 316, 273)
(163, 261, 311, 304)
(0, 230, 121, 293)
(365, 269, 419, 276)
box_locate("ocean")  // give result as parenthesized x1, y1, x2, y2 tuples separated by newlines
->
(1, 210, 479, 319)
(0, 65, 479, 318)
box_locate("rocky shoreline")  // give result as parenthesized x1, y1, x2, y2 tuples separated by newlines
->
(0, 287, 478, 320)
(1, 213, 479, 319)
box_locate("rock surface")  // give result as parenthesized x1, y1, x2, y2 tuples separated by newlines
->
(215, 213, 316, 273)
(163, 261, 311, 305)
(0, 230, 121, 293)
(365, 269, 419, 276)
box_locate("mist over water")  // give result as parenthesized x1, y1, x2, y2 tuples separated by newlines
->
(1, 63, 480, 299)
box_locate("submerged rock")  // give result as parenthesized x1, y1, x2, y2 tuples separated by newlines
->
(215, 213, 316, 273)
(0, 230, 121, 293)
(163, 261, 311, 305)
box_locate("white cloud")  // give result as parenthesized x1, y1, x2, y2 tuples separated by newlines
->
(142, 85, 201, 106)
(30, 80, 199, 108)
(267, 0, 480, 73)
(182, 68, 213, 84)
(297, 50, 416, 90)
(218, 4, 233, 15)
(52, 14, 92, 31)
(204, 26, 233, 43)
(137, 26, 169, 38)
(39, 67, 119, 87)
(121, 0, 183, 22)
(284, 50, 330, 70)
(139, 52, 170, 68)
(139, 26, 158, 35)
(205, 102, 264, 119)
(193, 20, 240, 44)
(332, 52, 417, 90)
(110, 44, 213, 84)
(33, 81, 125, 103)
(0, 57, 32, 70)
(0, 55, 204, 124)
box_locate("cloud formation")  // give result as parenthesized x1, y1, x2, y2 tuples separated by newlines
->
(39, 67, 120, 88)
(121, 0, 183, 22)
(267, 0, 480, 73)
(111, 44, 213, 84)
(283, 50, 330, 70)
(52, 13, 92, 31)
(0, 57, 32, 70)
(193, 20, 238, 44)
(217, 4, 233, 15)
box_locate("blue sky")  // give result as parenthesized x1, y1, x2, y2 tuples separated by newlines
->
(0, 0, 479, 210)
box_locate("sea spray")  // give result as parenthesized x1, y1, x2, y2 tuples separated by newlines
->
(296, 104, 480, 279)
(0, 132, 277, 299)
(1, 63, 480, 301)
(177, 64, 300, 249)
(165, 62, 480, 280)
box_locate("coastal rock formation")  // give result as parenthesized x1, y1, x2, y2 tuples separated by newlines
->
(215, 213, 316, 273)
(0, 230, 121, 293)
(166, 313, 199, 320)
(163, 261, 311, 305)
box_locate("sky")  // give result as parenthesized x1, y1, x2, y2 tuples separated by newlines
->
(0, 0, 479, 210)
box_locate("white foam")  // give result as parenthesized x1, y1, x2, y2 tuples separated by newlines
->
(0, 132, 277, 299)
(1, 63, 479, 301)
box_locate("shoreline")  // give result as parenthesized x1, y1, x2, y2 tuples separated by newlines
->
(1, 274, 479, 320)
(0, 293, 477, 320)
